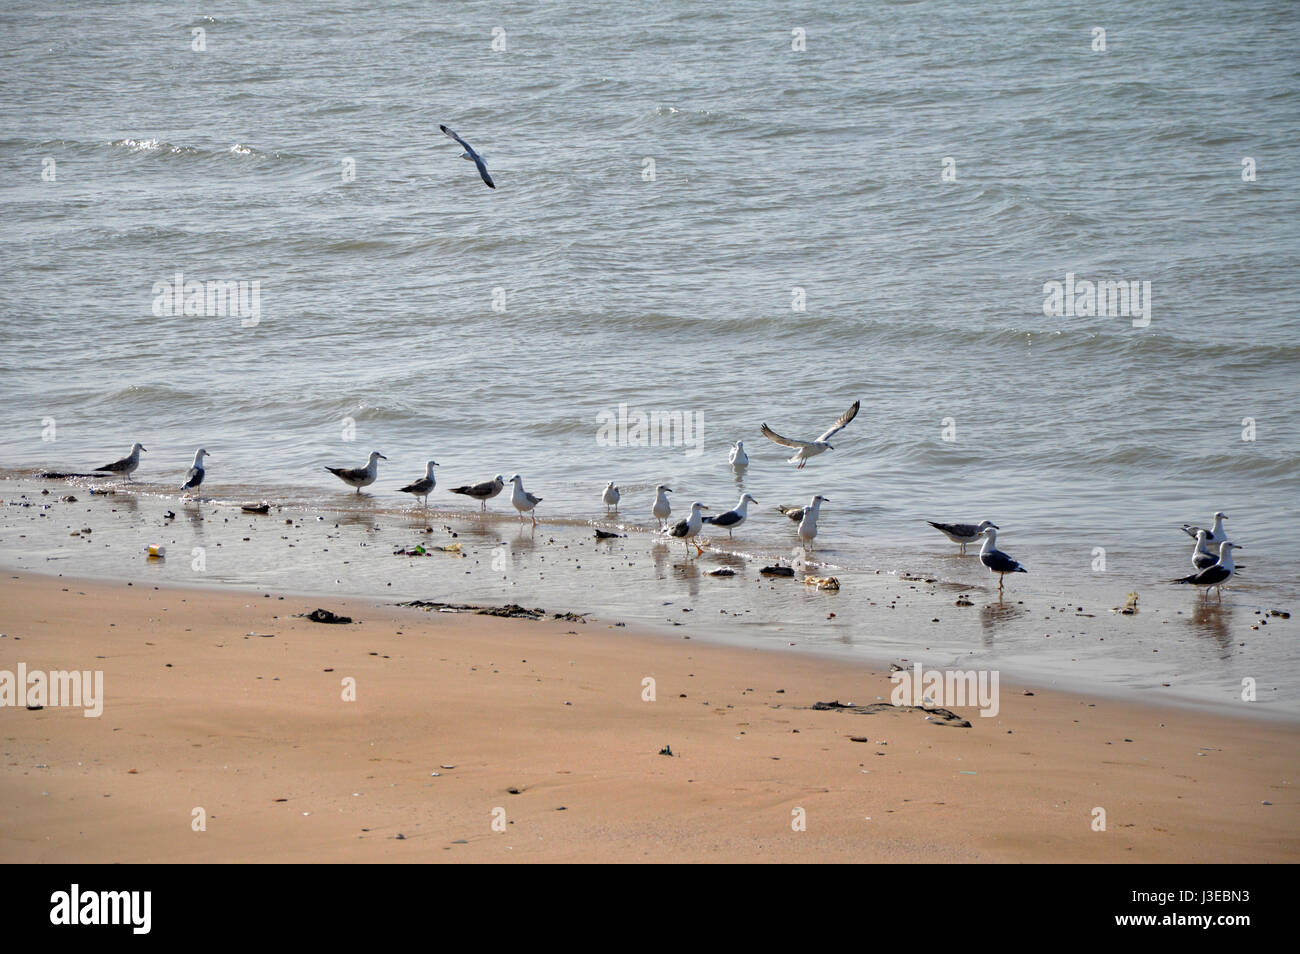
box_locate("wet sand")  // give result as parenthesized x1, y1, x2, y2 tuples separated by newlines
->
(2, 571, 1296, 862)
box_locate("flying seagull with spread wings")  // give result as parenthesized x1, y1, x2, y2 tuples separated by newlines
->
(760, 399, 860, 468)
(439, 124, 495, 188)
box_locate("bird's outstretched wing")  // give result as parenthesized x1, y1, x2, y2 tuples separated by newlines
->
(816, 400, 860, 443)
(760, 423, 809, 449)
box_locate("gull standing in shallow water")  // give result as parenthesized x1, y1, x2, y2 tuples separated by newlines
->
(653, 485, 673, 529)
(1191, 529, 1220, 571)
(508, 474, 542, 525)
(1172, 541, 1240, 601)
(439, 124, 495, 189)
(978, 527, 1026, 592)
(760, 399, 860, 469)
(95, 442, 146, 482)
(797, 495, 828, 550)
(602, 481, 621, 511)
(325, 451, 386, 493)
(729, 441, 748, 470)
(704, 493, 756, 538)
(927, 519, 998, 554)
(1182, 511, 1228, 546)
(450, 474, 505, 511)
(180, 448, 209, 494)
(668, 502, 709, 555)
(399, 460, 439, 508)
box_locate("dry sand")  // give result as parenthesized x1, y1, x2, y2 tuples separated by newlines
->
(1, 571, 1296, 862)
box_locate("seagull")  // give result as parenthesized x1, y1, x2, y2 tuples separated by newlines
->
(704, 493, 757, 538)
(1181, 511, 1228, 545)
(450, 474, 505, 511)
(668, 501, 709, 555)
(729, 441, 748, 470)
(602, 481, 621, 511)
(508, 474, 542, 525)
(978, 527, 1026, 592)
(653, 485, 673, 529)
(760, 399, 860, 468)
(94, 442, 146, 482)
(797, 495, 828, 550)
(439, 124, 495, 189)
(927, 519, 998, 555)
(1191, 529, 1220, 571)
(776, 504, 808, 522)
(1172, 541, 1241, 601)
(180, 448, 210, 494)
(325, 451, 386, 493)
(399, 460, 439, 507)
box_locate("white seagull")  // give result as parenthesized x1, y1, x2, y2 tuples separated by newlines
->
(180, 448, 210, 494)
(325, 451, 386, 493)
(978, 527, 1027, 592)
(653, 485, 673, 529)
(1191, 529, 1220, 571)
(729, 440, 748, 470)
(1172, 541, 1241, 601)
(399, 460, 439, 507)
(1181, 511, 1228, 546)
(439, 124, 495, 189)
(450, 474, 506, 511)
(927, 519, 998, 554)
(760, 399, 860, 468)
(602, 481, 621, 511)
(704, 493, 757, 538)
(95, 442, 146, 482)
(668, 501, 709, 555)
(797, 495, 828, 550)
(508, 474, 542, 525)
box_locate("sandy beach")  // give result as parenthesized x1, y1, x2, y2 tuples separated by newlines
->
(2, 570, 1295, 863)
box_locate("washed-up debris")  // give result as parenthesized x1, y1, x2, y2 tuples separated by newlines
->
(803, 575, 840, 590)
(240, 502, 271, 514)
(954, 596, 974, 607)
(803, 699, 972, 728)
(60, 495, 77, 503)
(399, 599, 586, 622)
(39, 472, 102, 479)
(299, 608, 353, 624)
(1270, 609, 1291, 619)
(1116, 592, 1140, 615)
(594, 529, 622, 539)
(146, 544, 165, 559)
(659, 745, 674, 756)
(707, 568, 735, 577)
(760, 565, 795, 577)
(394, 542, 463, 557)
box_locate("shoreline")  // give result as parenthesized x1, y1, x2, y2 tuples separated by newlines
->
(3, 472, 1296, 721)
(2, 570, 1296, 862)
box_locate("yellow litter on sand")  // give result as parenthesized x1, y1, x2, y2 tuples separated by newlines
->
(434, 543, 463, 556)
(803, 575, 839, 590)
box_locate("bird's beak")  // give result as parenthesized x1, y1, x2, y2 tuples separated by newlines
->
(990, 524, 999, 530)
(140, 446, 148, 452)
(379, 454, 388, 460)
(664, 488, 672, 493)
(826, 445, 834, 450)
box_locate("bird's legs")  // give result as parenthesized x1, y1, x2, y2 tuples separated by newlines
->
(998, 574, 1005, 591)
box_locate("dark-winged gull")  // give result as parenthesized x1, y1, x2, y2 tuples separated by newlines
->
(95, 442, 146, 482)
(180, 448, 209, 494)
(704, 492, 756, 538)
(797, 495, 828, 549)
(399, 460, 439, 507)
(439, 124, 495, 189)
(760, 399, 860, 468)
(668, 501, 709, 555)
(508, 474, 542, 525)
(1181, 511, 1228, 545)
(1172, 541, 1240, 601)
(325, 451, 386, 493)
(927, 519, 998, 554)
(602, 481, 621, 511)
(1191, 529, 1219, 571)
(450, 474, 505, 511)
(977, 527, 1026, 591)
(729, 441, 748, 469)
(653, 485, 673, 529)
